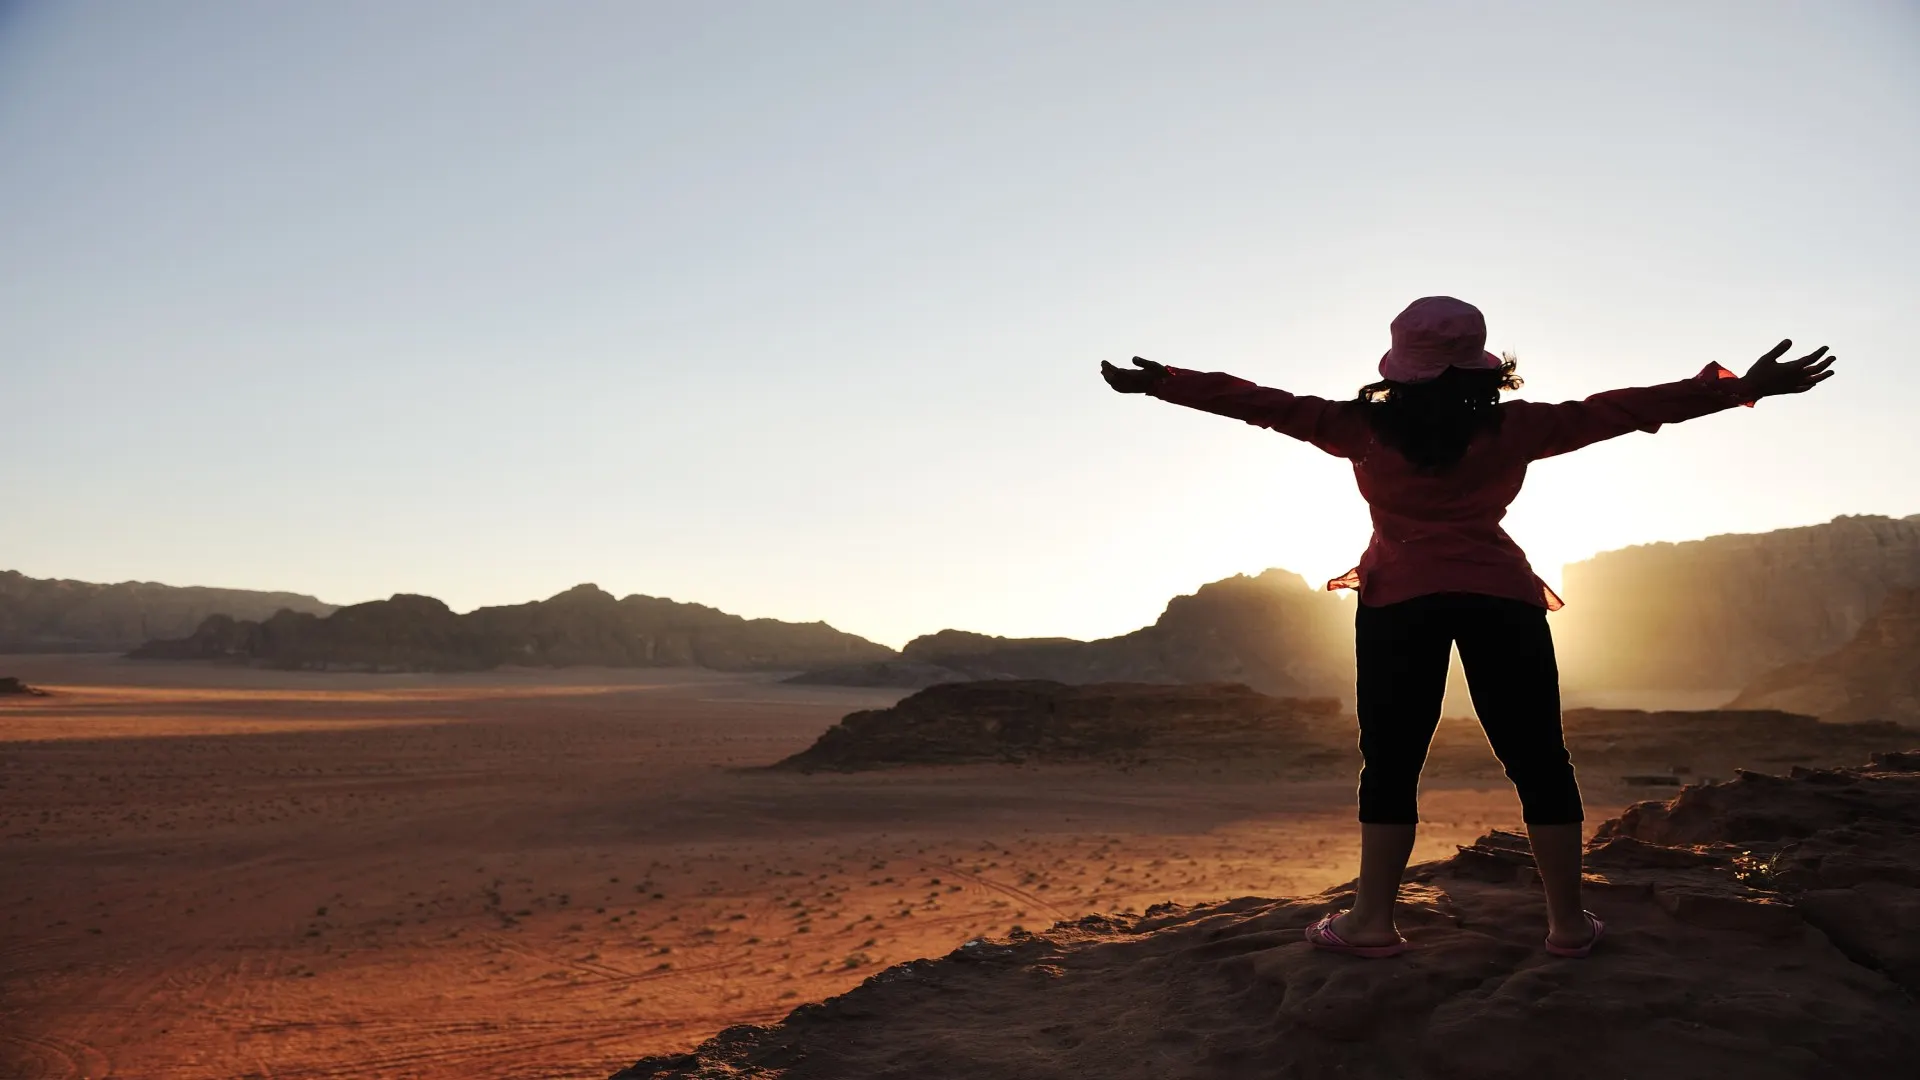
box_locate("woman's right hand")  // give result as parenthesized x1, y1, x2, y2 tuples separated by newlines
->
(1101, 356, 1169, 394)
(1741, 340, 1837, 398)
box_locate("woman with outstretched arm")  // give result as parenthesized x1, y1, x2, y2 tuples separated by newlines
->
(1101, 296, 1835, 958)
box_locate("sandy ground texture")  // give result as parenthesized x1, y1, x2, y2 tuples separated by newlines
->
(622, 754, 1920, 1080)
(0, 656, 1802, 1079)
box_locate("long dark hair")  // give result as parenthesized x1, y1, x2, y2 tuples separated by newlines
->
(1357, 354, 1523, 471)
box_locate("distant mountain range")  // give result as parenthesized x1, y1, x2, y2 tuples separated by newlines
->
(13, 512, 1918, 713)
(789, 569, 1353, 699)
(790, 514, 1920, 714)
(129, 584, 893, 673)
(0, 570, 335, 653)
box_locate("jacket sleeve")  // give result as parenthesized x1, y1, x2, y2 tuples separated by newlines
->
(1506, 363, 1756, 461)
(1147, 367, 1370, 459)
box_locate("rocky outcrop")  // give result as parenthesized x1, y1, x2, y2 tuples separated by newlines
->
(1728, 588, 1920, 724)
(773, 680, 1906, 778)
(0, 677, 47, 696)
(1595, 751, 1920, 991)
(131, 584, 894, 673)
(0, 570, 335, 653)
(613, 752, 1920, 1080)
(900, 629, 1081, 661)
(790, 570, 1353, 698)
(772, 681, 1347, 770)
(1552, 707, 1907, 784)
(1553, 513, 1920, 692)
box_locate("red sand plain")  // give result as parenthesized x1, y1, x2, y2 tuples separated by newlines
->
(4, 657, 1645, 1080)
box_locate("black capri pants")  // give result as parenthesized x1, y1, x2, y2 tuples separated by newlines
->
(1354, 591, 1583, 825)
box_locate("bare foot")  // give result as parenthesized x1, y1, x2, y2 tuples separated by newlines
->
(1329, 911, 1403, 948)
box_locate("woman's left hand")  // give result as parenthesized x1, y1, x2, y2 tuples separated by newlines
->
(1740, 340, 1837, 398)
(1101, 356, 1169, 394)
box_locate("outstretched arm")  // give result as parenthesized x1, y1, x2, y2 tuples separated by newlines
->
(1510, 341, 1836, 460)
(1100, 357, 1368, 458)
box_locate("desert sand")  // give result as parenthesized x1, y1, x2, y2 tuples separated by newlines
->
(0, 656, 1877, 1080)
(625, 753, 1920, 1079)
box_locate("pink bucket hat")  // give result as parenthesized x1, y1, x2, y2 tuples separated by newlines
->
(1378, 296, 1502, 383)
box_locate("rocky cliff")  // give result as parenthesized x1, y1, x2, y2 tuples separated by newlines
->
(1553, 513, 1920, 692)
(789, 570, 1354, 698)
(0, 570, 335, 653)
(130, 584, 895, 673)
(1728, 587, 1920, 724)
(614, 751, 1920, 1080)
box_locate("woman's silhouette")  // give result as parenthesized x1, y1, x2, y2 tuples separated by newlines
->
(1102, 296, 1835, 957)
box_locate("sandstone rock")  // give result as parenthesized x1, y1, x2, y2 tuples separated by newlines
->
(1553, 513, 1920, 692)
(612, 753, 1920, 1080)
(1795, 885, 1920, 991)
(131, 584, 894, 673)
(0, 569, 334, 653)
(1651, 881, 1802, 936)
(1728, 587, 1920, 724)
(1595, 761, 1920, 848)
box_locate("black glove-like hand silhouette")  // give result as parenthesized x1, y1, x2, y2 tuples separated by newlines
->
(1101, 356, 1169, 394)
(1742, 340, 1837, 398)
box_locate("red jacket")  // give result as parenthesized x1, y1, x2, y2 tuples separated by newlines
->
(1149, 364, 1753, 609)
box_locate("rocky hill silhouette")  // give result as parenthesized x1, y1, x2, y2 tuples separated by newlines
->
(790, 515, 1920, 702)
(131, 584, 894, 673)
(0, 570, 334, 653)
(1729, 587, 1920, 724)
(772, 681, 1346, 770)
(789, 570, 1353, 698)
(614, 750, 1920, 1080)
(1553, 513, 1920, 692)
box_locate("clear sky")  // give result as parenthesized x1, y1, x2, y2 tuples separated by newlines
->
(3, 1, 1916, 648)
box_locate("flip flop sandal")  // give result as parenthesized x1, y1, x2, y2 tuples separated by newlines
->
(1545, 911, 1606, 958)
(1305, 913, 1409, 958)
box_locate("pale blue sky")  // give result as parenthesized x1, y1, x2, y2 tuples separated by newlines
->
(3, 1, 1916, 647)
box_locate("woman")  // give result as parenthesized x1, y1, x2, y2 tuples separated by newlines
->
(1100, 296, 1835, 958)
